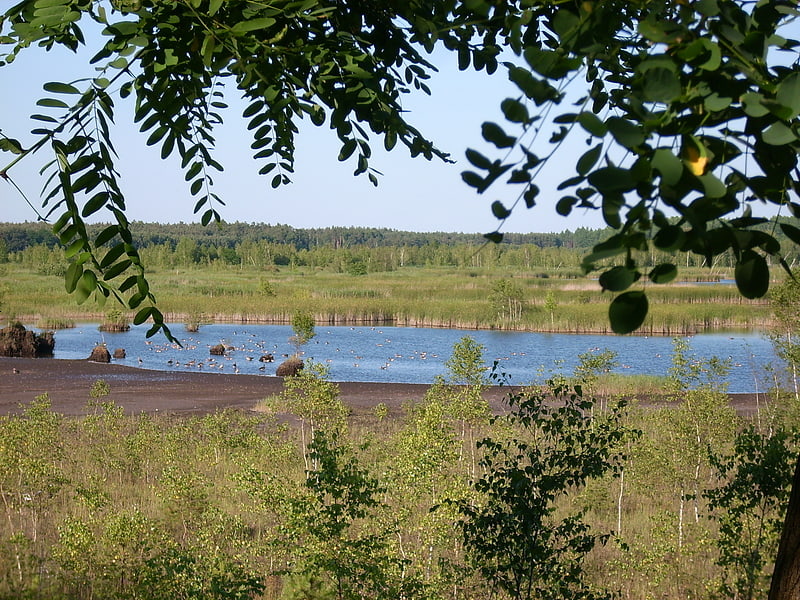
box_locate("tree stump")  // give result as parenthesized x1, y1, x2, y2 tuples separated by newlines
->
(276, 357, 303, 376)
(88, 345, 111, 363)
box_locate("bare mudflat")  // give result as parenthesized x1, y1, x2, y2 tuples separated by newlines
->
(0, 356, 505, 416)
(0, 356, 761, 417)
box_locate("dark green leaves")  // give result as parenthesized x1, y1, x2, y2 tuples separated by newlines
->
(599, 266, 638, 292)
(491, 200, 511, 219)
(0, 137, 24, 154)
(606, 118, 644, 149)
(642, 66, 682, 104)
(609, 291, 649, 334)
(735, 251, 770, 299)
(649, 264, 677, 284)
(481, 122, 516, 148)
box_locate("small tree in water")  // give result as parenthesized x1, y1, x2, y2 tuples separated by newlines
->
(290, 311, 316, 356)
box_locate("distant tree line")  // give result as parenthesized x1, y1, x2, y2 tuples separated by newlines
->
(0, 221, 612, 253)
(3, 221, 799, 274)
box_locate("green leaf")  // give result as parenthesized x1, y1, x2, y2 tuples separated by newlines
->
(735, 251, 770, 299)
(649, 263, 677, 284)
(491, 201, 511, 219)
(133, 306, 153, 325)
(523, 184, 539, 208)
(609, 291, 649, 334)
(102, 259, 132, 281)
(43, 81, 80, 95)
(637, 18, 685, 44)
(466, 149, 493, 170)
(75, 270, 97, 305)
(577, 112, 607, 137)
(481, 122, 516, 148)
(65, 262, 82, 293)
(231, 18, 277, 33)
(0, 138, 23, 154)
(63, 239, 85, 259)
(704, 93, 732, 112)
(576, 144, 603, 176)
(776, 73, 800, 118)
(652, 148, 683, 185)
(95, 225, 119, 247)
(780, 223, 800, 246)
(642, 67, 681, 103)
(100, 244, 126, 269)
(36, 97, 69, 109)
(338, 139, 357, 161)
(81, 192, 107, 217)
(556, 196, 577, 216)
(653, 225, 686, 251)
(584, 236, 626, 264)
(606, 117, 645, 149)
(588, 167, 636, 193)
(602, 194, 624, 229)
(507, 67, 560, 105)
(462, 171, 485, 190)
(484, 231, 503, 243)
(742, 92, 769, 117)
(599, 266, 637, 292)
(763, 122, 796, 146)
(501, 98, 529, 124)
(698, 173, 727, 198)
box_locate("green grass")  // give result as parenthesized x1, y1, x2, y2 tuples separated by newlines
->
(0, 373, 794, 600)
(3, 263, 775, 334)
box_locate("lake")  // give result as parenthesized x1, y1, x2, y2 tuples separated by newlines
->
(38, 323, 782, 394)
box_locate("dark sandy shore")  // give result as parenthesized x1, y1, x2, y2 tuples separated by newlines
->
(0, 356, 509, 416)
(0, 356, 762, 417)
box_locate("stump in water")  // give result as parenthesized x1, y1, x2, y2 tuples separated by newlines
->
(113, 348, 126, 359)
(276, 356, 303, 377)
(210, 344, 226, 356)
(88, 345, 111, 363)
(0, 323, 55, 357)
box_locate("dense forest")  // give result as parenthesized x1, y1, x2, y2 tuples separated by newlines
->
(0, 221, 609, 253)
(3, 221, 800, 275)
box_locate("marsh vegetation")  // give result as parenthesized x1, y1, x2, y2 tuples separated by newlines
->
(0, 339, 797, 600)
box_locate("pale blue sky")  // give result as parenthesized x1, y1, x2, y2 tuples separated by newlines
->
(4, 16, 796, 235)
(0, 31, 605, 234)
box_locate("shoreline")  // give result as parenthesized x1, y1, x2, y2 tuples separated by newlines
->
(18, 315, 772, 337)
(0, 356, 765, 418)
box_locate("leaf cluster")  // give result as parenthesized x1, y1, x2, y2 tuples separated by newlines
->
(0, 0, 513, 336)
(462, 0, 800, 333)
(455, 381, 635, 600)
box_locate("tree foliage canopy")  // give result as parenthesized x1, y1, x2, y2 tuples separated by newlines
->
(1, 0, 799, 336)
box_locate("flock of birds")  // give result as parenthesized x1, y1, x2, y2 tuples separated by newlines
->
(125, 327, 450, 377)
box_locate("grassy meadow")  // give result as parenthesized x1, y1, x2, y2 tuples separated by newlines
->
(0, 350, 797, 600)
(0, 261, 775, 334)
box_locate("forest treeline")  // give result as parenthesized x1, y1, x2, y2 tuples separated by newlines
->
(4, 220, 800, 274)
(0, 221, 608, 253)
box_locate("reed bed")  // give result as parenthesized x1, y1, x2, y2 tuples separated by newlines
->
(4, 264, 776, 334)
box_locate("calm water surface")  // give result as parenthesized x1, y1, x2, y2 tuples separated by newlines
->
(39, 323, 781, 394)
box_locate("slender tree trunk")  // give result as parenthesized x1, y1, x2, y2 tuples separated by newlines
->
(768, 454, 800, 600)
(617, 467, 624, 535)
(678, 491, 684, 550)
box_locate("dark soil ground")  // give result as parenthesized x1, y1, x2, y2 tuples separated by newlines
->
(0, 356, 762, 417)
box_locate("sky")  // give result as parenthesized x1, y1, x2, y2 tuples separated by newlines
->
(0, 23, 610, 235)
